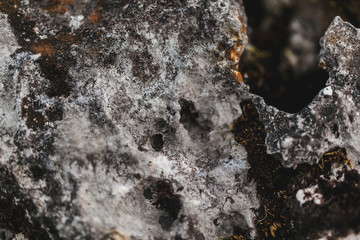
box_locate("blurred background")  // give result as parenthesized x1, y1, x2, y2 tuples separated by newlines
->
(240, 0, 360, 113)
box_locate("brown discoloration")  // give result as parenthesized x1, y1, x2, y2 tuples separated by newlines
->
(30, 34, 78, 57)
(1, 0, 79, 98)
(21, 97, 46, 130)
(29, 34, 79, 97)
(38, 58, 73, 97)
(0, 0, 19, 13)
(42, 0, 73, 14)
(89, 9, 103, 24)
(228, 10, 247, 83)
(31, 42, 56, 57)
(21, 96, 63, 130)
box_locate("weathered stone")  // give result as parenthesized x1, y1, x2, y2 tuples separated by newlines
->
(255, 17, 360, 168)
(0, 1, 256, 239)
(1, 0, 360, 239)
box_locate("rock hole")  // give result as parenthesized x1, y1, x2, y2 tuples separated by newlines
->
(143, 188, 153, 200)
(30, 165, 45, 181)
(179, 99, 213, 142)
(150, 134, 164, 152)
(143, 179, 182, 231)
(349, 113, 354, 123)
(332, 124, 339, 138)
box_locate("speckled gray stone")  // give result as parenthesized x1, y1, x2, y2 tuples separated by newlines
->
(1, 0, 360, 239)
(0, 1, 257, 239)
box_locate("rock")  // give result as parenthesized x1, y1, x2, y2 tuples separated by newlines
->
(0, 1, 257, 239)
(255, 16, 360, 168)
(236, 16, 360, 239)
(1, 0, 360, 239)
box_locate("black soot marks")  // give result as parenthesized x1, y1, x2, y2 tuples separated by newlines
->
(131, 51, 160, 83)
(179, 98, 213, 143)
(230, 100, 360, 239)
(150, 134, 164, 152)
(216, 212, 252, 240)
(6, 11, 37, 47)
(332, 123, 340, 138)
(46, 102, 64, 122)
(143, 179, 182, 231)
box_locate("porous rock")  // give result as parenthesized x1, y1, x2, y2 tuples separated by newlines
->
(1, 0, 360, 239)
(0, 0, 257, 239)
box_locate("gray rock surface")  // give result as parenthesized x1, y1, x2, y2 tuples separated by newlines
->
(1, 0, 360, 239)
(0, 1, 257, 239)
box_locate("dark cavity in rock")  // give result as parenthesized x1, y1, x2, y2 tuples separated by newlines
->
(179, 98, 213, 142)
(143, 179, 182, 231)
(151, 134, 164, 152)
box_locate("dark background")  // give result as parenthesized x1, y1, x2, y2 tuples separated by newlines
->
(241, 0, 360, 113)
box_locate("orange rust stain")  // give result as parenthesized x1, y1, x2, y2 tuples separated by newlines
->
(31, 42, 56, 57)
(230, 49, 237, 61)
(89, 9, 102, 24)
(237, 10, 247, 35)
(233, 70, 243, 83)
(228, 10, 247, 83)
(43, 0, 73, 14)
(29, 34, 77, 57)
(0, 0, 19, 12)
(229, 45, 243, 63)
(228, 45, 244, 83)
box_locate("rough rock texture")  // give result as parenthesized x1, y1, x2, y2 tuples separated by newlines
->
(240, 16, 360, 240)
(1, 0, 360, 239)
(255, 16, 360, 168)
(0, 1, 257, 239)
